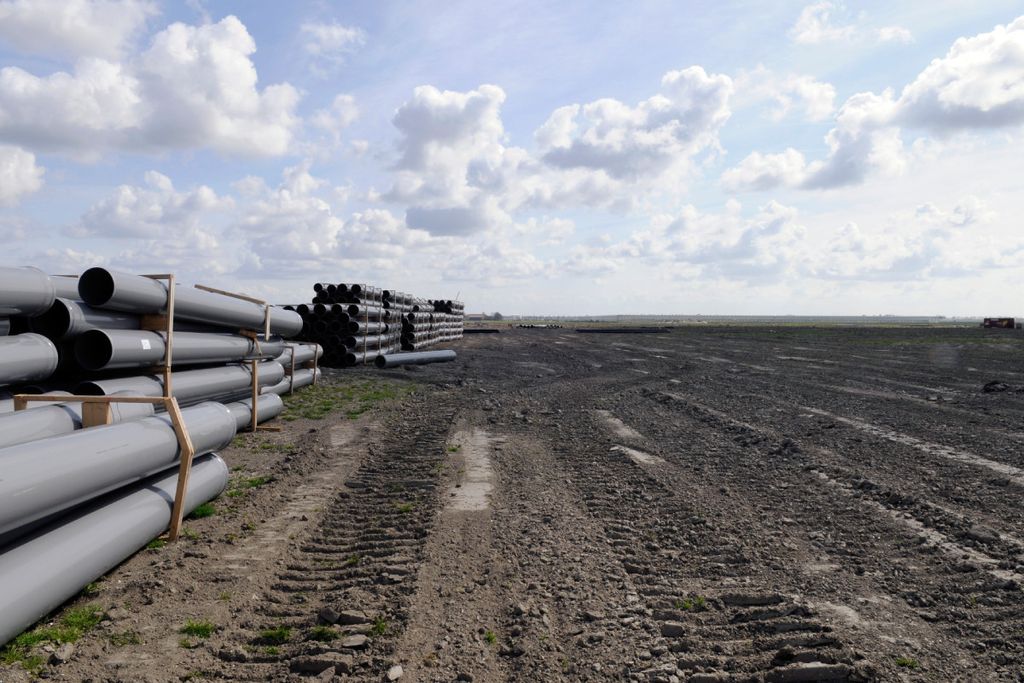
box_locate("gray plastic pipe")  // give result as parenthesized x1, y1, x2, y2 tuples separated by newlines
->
(29, 298, 142, 340)
(76, 361, 285, 406)
(375, 350, 457, 368)
(74, 329, 285, 371)
(0, 390, 154, 449)
(348, 320, 388, 335)
(224, 393, 285, 430)
(0, 401, 235, 537)
(78, 268, 302, 337)
(0, 267, 55, 317)
(0, 454, 228, 647)
(0, 318, 8, 336)
(0, 333, 60, 386)
(50, 275, 80, 300)
(262, 368, 320, 396)
(274, 343, 323, 367)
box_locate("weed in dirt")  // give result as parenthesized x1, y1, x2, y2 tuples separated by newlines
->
(1, 604, 105, 671)
(484, 629, 498, 645)
(395, 501, 415, 513)
(189, 503, 216, 519)
(219, 592, 231, 602)
(263, 646, 280, 656)
(180, 621, 215, 638)
(895, 657, 921, 669)
(371, 618, 389, 637)
(676, 595, 708, 611)
(81, 581, 101, 596)
(241, 522, 256, 531)
(344, 553, 361, 566)
(447, 444, 461, 452)
(179, 637, 200, 649)
(308, 626, 337, 642)
(146, 538, 166, 550)
(109, 630, 142, 646)
(226, 475, 274, 498)
(258, 626, 291, 645)
(180, 527, 200, 541)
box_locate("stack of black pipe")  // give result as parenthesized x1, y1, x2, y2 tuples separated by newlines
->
(288, 283, 463, 366)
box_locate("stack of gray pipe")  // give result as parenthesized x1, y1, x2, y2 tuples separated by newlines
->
(290, 282, 463, 366)
(0, 265, 324, 648)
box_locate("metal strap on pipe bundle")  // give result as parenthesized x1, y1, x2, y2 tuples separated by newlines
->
(0, 454, 228, 647)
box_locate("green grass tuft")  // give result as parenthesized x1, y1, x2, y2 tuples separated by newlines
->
(179, 620, 215, 638)
(308, 626, 337, 642)
(484, 629, 497, 645)
(1, 604, 105, 671)
(189, 503, 216, 519)
(258, 626, 291, 645)
(895, 656, 921, 669)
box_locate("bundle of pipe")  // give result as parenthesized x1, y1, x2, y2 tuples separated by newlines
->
(291, 283, 463, 367)
(0, 453, 228, 647)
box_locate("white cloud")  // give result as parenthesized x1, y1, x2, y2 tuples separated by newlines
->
(734, 66, 836, 122)
(0, 16, 300, 158)
(301, 21, 365, 73)
(0, 0, 157, 60)
(790, 2, 912, 45)
(0, 144, 44, 205)
(75, 170, 232, 237)
(721, 149, 808, 192)
(727, 17, 1024, 191)
(311, 94, 359, 142)
(898, 16, 1024, 130)
(538, 66, 732, 181)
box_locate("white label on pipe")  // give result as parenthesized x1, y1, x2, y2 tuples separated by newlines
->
(141, 339, 151, 350)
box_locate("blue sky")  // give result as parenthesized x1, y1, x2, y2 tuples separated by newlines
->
(0, 0, 1022, 315)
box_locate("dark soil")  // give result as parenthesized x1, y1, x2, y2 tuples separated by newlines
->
(4, 325, 1024, 682)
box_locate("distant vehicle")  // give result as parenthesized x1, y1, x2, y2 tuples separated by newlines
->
(982, 318, 1015, 329)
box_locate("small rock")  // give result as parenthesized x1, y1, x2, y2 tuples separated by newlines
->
(456, 672, 474, 682)
(386, 664, 404, 680)
(318, 607, 340, 624)
(290, 653, 354, 675)
(582, 610, 604, 622)
(341, 634, 369, 649)
(660, 621, 687, 638)
(335, 609, 371, 625)
(965, 525, 1000, 545)
(49, 643, 74, 664)
(513, 603, 527, 617)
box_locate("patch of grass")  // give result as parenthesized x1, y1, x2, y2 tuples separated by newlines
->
(146, 538, 166, 550)
(258, 626, 291, 645)
(219, 592, 232, 602)
(447, 444, 461, 452)
(395, 501, 415, 514)
(895, 656, 921, 669)
(189, 503, 216, 519)
(484, 629, 498, 645)
(109, 630, 142, 646)
(179, 637, 200, 649)
(281, 379, 414, 421)
(180, 527, 200, 541)
(226, 475, 274, 499)
(675, 595, 708, 611)
(263, 646, 280, 656)
(1, 605, 105, 671)
(180, 620, 215, 639)
(308, 626, 337, 642)
(344, 554, 361, 567)
(370, 618, 388, 637)
(81, 581, 101, 596)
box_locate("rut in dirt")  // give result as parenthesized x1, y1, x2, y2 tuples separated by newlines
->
(211, 394, 457, 681)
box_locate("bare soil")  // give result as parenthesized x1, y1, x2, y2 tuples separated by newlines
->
(4, 325, 1024, 682)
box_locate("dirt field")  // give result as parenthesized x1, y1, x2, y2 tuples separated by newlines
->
(4, 325, 1024, 682)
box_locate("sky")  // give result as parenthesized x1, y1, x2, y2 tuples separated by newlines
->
(0, 1, 1021, 316)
